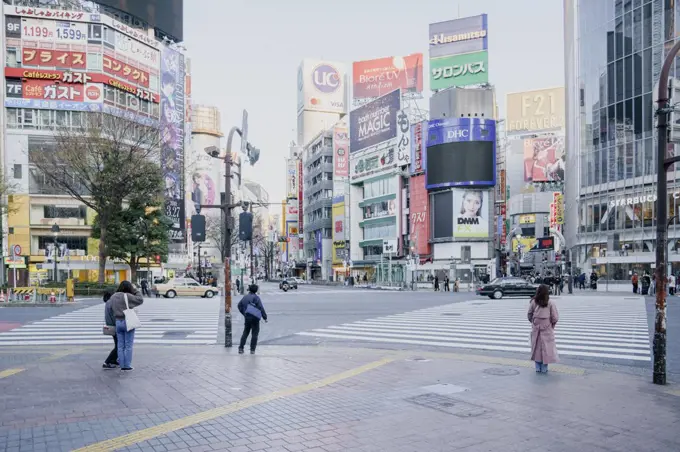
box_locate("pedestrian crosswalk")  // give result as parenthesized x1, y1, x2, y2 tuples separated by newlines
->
(0, 298, 220, 346)
(257, 288, 395, 296)
(296, 297, 651, 362)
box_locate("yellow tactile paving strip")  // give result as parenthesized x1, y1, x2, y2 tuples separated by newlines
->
(72, 357, 395, 452)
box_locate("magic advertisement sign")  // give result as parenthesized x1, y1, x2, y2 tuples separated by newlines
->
(349, 89, 401, 154)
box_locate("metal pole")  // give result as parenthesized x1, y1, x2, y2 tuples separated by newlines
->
(652, 40, 680, 385)
(54, 239, 58, 283)
(222, 127, 239, 348)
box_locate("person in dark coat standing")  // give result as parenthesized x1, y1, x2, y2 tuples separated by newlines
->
(444, 276, 450, 292)
(237, 284, 268, 354)
(434, 276, 439, 292)
(106, 281, 144, 371)
(140, 279, 150, 297)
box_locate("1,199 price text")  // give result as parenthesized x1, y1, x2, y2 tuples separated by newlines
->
(23, 25, 53, 38)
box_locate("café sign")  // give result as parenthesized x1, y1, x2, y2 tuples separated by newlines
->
(608, 190, 680, 207)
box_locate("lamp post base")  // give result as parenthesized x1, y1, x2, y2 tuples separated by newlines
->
(224, 312, 232, 348)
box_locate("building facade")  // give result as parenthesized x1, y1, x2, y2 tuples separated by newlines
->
(565, 0, 680, 281)
(2, 0, 186, 284)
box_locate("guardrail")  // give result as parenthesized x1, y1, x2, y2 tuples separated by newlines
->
(0, 287, 68, 303)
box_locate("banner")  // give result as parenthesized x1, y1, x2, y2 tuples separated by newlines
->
(333, 126, 349, 177)
(409, 175, 430, 256)
(410, 121, 426, 175)
(506, 87, 565, 133)
(350, 143, 398, 183)
(286, 159, 298, 199)
(430, 51, 488, 91)
(519, 214, 536, 224)
(298, 160, 304, 252)
(554, 192, 564, 225)
(352, 54, 423, 99)
(332, 196, 346, 264)
(349, 89, 401, 154)
(160, 46, 186, 243)
(297, 59, 346, 114)
(523, 136, 565, 182)
(452, 189, 490, 239)
(286, 222, 299, 263)
(315, 229, 322, 263)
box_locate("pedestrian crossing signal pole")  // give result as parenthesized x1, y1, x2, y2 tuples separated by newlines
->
(652, 41, 680, 385)
(202, 110, 259, 348)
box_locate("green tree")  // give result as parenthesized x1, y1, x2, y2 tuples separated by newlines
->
(30, 113, 162, 282)
(92, 197, 171, 283)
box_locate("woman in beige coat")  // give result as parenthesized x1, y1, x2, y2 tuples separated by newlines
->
(528, 284, 559, 373)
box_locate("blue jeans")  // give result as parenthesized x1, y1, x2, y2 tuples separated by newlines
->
(116, 319, 135, 368)
(535, 361, 548, 373)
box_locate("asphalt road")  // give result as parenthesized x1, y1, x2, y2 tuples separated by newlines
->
(1, 284, 677, 380)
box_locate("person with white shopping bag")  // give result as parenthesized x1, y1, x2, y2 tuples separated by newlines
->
(106, 281, 144, 371)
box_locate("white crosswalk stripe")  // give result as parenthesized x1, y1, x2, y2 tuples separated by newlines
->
(0, 298, 219, 346)
(297, 297, 651, 362)
(257, 289, 399, 296)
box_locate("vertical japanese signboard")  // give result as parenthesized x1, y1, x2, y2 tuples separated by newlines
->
(160, 46, 186, 243)
(333, 125, 349, 177)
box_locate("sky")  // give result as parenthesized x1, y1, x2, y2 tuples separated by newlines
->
(184, 0, 565, 205)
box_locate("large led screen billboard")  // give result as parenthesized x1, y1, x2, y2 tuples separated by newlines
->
(523, 136, 565, 182)
(425, 118, 496, 189)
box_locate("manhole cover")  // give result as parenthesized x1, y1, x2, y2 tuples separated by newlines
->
(483, 367, 520, 376)
(471, 302, 487, 305)
(151, 319, 175, 322)
(162, 331, 190, 338)
(441, 313, 462, 316)
(406, 393, 490, 418)
(406, 357, 431, 362)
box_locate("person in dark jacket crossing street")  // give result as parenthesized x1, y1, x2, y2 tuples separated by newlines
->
(237, 284, 267, 354)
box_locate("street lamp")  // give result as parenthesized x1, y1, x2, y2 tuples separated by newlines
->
(51, 224, 60, 282)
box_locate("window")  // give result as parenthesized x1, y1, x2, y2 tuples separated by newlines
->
(6, 48, 19, 68)
(363, 223, 396, 240)
(23, 110, 34, 128)
(56, 111, 67, 127)
(149, 74, 159, 93)
(43, 205, 87, 219)
(151, 102, 160, 117)
(103, 26, 116, 47)
(13, 164, 22, 179)
(139, 99, 150, 114)
(37, 235, 88, 253)
(87, 52, 102, 71)
(88, 23, 102, 42)
(6, 108, 19, 128)
(104, 85, 115, 103)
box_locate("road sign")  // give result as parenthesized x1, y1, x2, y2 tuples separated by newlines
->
(12, 244, 21, 256)
(240, 109, 248, 154)
(382, 239, 397, 254)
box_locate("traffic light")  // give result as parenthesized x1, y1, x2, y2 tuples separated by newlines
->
(239, 211, 253, 241)
(191, 215, 205, 242)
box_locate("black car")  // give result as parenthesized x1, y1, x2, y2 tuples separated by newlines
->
(477, 277, 538, 299)
(279, 278, 298, 291)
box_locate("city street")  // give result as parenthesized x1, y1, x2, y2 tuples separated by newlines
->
(1, 285, 679, 451)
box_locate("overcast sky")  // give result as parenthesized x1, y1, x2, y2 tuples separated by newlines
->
(185, 0, 564, 204)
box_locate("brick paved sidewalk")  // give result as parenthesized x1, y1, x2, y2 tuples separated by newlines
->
(0, 345, 678, 452)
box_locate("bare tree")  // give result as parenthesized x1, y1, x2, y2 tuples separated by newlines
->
(30, 112, 163, 283)
(251, 213, 278, 280)
(205, 214, 239, 263)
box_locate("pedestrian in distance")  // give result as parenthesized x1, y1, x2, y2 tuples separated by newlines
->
(102, 290, 118, 369)
(140, 279, 150, 297)
(238, 284, 268, 354)
(434, 275, 439, 292)
(631, 272, 639, 294)
(669, 273, 676, 296)
(528, 284, 559, 374)
(444, 276, 450, 292)
(106, 281, 144, 371)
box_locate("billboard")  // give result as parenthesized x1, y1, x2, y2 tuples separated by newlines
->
(349, 89, 401, 154)
(506, 87, 565, 133)
(297, 59, 346, 114)
(523, 136, 565, 182)
(286, 222, 299, 263)
(21, 48, 86, 69)
(332, 196, 346, 264)
(426, 117, 496, 189)
(410, 175, 430, 257)
(429, 14, 488, 59)
(430, 51, 488, 91)
(160, 46, 186, 243)
(286, 159, 298, 199)
(298, 160, 304, 252)
(314, 229, 322, 263)
(410, 121, 426, 175)
(453, 189, 490, 239)
(189, 152, 219, 216)
(333, 125, 349, 177)
(352, 53, 423, 99)
(350, 142, 398, 183)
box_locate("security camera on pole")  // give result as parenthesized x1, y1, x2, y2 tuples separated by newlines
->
(190, 110, 260, 348)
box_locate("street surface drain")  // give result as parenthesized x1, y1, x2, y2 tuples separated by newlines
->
(441, 313, 462, 316)
(483, 367, 520, 376)
(406, 393, 490, 418)
(471, 303, 487, 306)
(420, 383, 468, 395)
(151, 319, 175, 322)
(406, 357, 431, 362)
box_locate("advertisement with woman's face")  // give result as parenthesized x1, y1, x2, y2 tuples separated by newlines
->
(453, 189, 489, 238)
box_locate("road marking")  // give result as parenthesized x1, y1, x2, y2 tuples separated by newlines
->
(0, 368, 24, 379)
(73, 356, 394, 452)
(666, 388, 680, 397)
